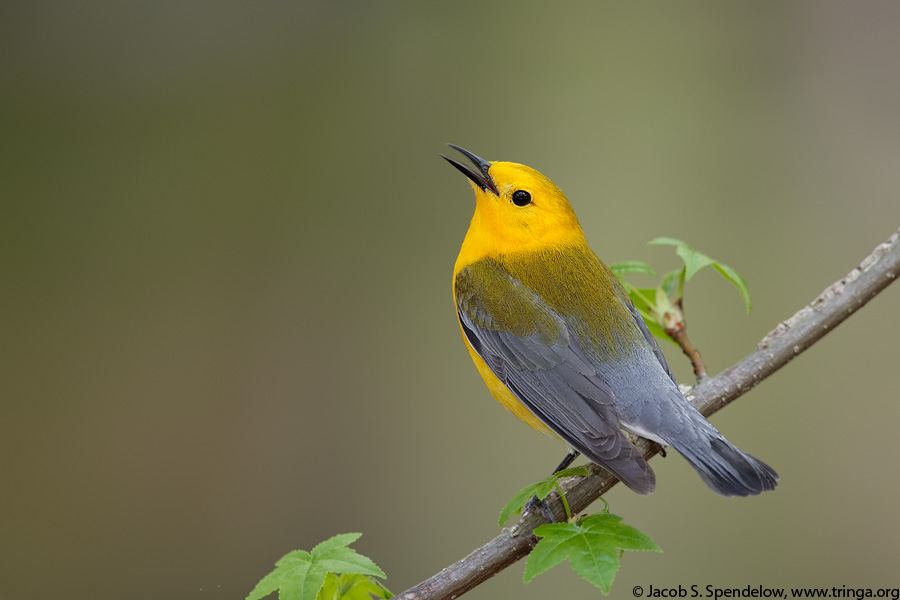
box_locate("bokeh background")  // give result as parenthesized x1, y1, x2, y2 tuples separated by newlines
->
(3, 1, 900, 598)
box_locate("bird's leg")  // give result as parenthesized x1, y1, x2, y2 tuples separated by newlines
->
(525, 450, 580, 523)
(551, 450, 580, 473)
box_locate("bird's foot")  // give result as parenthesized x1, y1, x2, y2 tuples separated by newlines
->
(525, 494, 557, 523)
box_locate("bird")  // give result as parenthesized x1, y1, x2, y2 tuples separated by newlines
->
(442, 144, 777, 497)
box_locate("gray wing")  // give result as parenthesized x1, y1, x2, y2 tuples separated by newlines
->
(616, 280, 677, 384)
(457, 267, 655, 494)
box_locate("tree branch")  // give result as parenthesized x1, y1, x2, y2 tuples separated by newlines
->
(398, 228, 900, 600)
(665, 301, 709, 382)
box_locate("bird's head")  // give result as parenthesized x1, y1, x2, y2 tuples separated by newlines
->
(442, 145, 585, 253)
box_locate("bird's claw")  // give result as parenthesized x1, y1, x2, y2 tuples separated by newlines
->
(525, 494, 557, 523)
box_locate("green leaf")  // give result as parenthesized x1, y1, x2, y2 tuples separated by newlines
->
(498, 466, 589, 526)
(713, 262, 752, 313)
(650, 238, 751, 311)
(627, 287, 658, 314)
(317, 573, 346, 600)
(677, 246, 714, 281)
(247, 567, 286, 600)
(659, 269, 683, 298)
(247, 554, 320, 600)
(609, 261, 656, 278)
(649, 237, 712, 280)
(311, 534, 384, 579)
(276, 550, 311, 567)
(655, 286, 670, 315)
(623, 289, 676, 344)
(312, 550, 385, 580)
(281, 560, 327, 600)
(355, 577, 393, 600)
(648, 236, 688, 248)
(248, 534, 385, 600)
(311, 534, 363, 554)
(318, 574, 393, 600)
(532, 466, 589, 498)
(524, 513, 661, 594)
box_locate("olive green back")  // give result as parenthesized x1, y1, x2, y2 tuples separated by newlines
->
(455, 245, 643, 363)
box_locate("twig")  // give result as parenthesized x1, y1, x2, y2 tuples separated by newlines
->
(397, 228, 900, 600)
(665, 297, 708, 382)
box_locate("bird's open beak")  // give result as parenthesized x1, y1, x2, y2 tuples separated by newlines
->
(441, 144, 499, 196)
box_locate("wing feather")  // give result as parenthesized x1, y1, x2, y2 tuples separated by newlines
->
(456, 261, 655, 494)
(618, 283, 677, 384)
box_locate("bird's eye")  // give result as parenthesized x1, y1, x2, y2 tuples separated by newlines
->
(512, 190, 532, 207)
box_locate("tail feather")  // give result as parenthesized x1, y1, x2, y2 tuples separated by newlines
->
(672, 436, 778, 497)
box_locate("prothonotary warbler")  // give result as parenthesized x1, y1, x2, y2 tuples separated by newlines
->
(442, 144, 777, 496)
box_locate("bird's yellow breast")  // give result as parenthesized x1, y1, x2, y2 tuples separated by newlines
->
(458, 327, 555, 434)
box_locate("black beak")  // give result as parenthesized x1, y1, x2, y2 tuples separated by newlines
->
(441, 144, 499, 195)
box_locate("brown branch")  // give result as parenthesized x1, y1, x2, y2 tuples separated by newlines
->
(665, 298, 708, 382)
(397, 228, 900, 600)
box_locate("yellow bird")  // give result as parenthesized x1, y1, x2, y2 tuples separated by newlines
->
(443, 144, 777, 496)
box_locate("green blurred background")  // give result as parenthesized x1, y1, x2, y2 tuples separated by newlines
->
(3, 1, 899, 598)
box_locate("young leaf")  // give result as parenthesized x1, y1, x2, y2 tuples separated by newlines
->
(649, 237, 713, 281)
(650, 238, 751, 311)
(498, 466, 589, 526)
(247, 551, 324, 600)
(247, 533, 385, 600)
(713, 262, 752, 313)
(622, 288, 675, 344)
(655, 286, 676, 320)
(524, 513, 661, 594)
(659, 269, 683, 299)
(647, 236, 688, 249)
(281, 559, 327, 600)
(319, 574, 393, 600)
(311, 548, 384, 579)
(626, 287, 658, 315)
(676, 246, 713, 281)
(312, 533, 363, 553)
(246, 566, 287, 600)
(609, 261, 657, 278)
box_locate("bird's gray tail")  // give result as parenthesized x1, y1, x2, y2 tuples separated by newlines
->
(670, 433, 778, 497)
